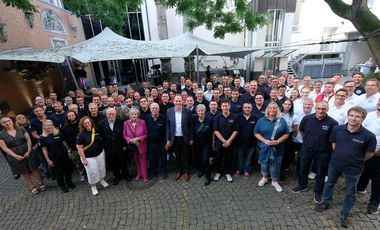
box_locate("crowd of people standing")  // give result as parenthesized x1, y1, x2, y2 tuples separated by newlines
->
(0, 70, 379, 228)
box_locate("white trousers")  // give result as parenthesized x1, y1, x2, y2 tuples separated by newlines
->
(82, 151, 106, 184)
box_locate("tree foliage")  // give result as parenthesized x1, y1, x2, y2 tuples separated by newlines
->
(324, 0, 380, 65)
(1, 0, 37, 12)
(63, 0, 142, 35)
(162, 0, 267, 39)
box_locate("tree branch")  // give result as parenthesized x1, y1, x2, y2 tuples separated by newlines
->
(324, 0, 352, 20)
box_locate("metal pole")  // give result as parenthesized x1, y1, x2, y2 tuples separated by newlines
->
(136, 10, 147, 82)
(88, 15, 105, 82)
(196, 45, 200, 82)
(126, 5, 138, 83)
(66, 58, 80, 89)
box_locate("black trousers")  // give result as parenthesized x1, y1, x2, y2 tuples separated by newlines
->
(173, 137, 190, 174)
(50, 154, 72, 188)
(215, 144, 233, 175)
(194, 143, 211, 179)
(357, 156, 380, 204)
(106, 152, 130, 179)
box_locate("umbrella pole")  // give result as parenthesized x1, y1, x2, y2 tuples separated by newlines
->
(66, 57, 80, 89)
(196, 45, 200, 83)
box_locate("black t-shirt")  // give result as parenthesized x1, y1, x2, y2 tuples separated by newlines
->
(39, 133, 67, 157)
(213, 113, 238, 145)
(76, 130, 103, 158)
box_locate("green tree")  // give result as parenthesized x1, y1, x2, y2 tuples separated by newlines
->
(63, 0, 142, 35)
(324, 0, 380, 66)
(162, 0, 267, 39)
(1, 0, 37, 12)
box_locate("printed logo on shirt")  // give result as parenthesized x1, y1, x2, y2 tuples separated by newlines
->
(352, 138, 364, 144)
(158, 123, 164, 127)
(250, 121, 255, 124)
(322, 125, 330, 131)
(228, 119, 234, 123)
(54, 136, 60, 139)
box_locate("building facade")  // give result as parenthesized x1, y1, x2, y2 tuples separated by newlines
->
(0, 0, 86, 114)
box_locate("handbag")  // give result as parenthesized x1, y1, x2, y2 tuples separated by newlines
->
(128, 143, 138, 153)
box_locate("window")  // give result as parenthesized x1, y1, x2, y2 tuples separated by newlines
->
(320, 27, 337, 51)
(265, 10, 284, 48)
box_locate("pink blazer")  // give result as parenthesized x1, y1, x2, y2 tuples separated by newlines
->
(123, 119, 148, 154)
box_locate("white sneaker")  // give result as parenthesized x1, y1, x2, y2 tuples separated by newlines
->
(325, 176, 328, 182)
(225, 174, 233, 182)
(214, 173, 221, 181)
(80, 175, 85, 182)
(91, 186, 98, 196)
(308, 172, 316, 180)
(99, 180, 109, 188)
(258, 177, 268, 187)
(272, 181, 283, 192)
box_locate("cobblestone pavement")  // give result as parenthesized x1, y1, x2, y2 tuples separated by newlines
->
(0, 156, 379, 230)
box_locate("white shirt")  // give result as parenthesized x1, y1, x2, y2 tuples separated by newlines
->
(363, 111, 380, 150)
(328, 103, 349, 125)
(293, 99, 304, 115)
(293, 111, 308, 143)
(204, 90, 213, 102)
(356, 92, 380, 112)
(281, 112, 295, 132)
(175, 110, 183, 136)
(345, 94, 359, 109)
(109, 121, 114, 131)
(309, 90, 322, 102)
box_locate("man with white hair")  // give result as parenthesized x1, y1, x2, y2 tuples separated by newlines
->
(98, 108, 131, 185)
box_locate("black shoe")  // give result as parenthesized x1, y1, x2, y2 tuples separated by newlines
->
(112, 178, 120, 185)
(204, 178, 211, 186)
(367, 201, 379, 214)
(162, 173, 168, 179)
(14, 174, 20, 180)
(197, 171, 204, 178)
(292, 186, 308, 193)
(313, 193, 322, 204)
(67, 183, 76, 189)
(60, 186, 69, 193)
(340, 214, 350, 228)
(315, 202, 330, 212)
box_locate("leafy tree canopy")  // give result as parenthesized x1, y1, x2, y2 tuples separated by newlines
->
(1, 0, 37, 12)
(162, 0, 267, 39)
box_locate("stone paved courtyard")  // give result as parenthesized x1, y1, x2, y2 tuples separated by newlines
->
(0, 156, 379, 230)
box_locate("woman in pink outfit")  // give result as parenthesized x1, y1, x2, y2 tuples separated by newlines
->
(123, 108, 149, 182)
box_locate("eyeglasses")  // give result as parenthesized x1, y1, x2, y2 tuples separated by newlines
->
(335, 94, 346, 97)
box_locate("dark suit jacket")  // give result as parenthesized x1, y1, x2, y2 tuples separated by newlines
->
(98, 118, 126, 156)
(166, 107, 193, 144)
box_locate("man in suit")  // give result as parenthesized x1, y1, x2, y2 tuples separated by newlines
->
(165, 95, 194, 182)
(98, 108, 131, 185)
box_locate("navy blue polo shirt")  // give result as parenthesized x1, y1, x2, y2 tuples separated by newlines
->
(30, 118, 43, 136)
(252, 105, 266, 119)
(299, 113, 338, 152)
(230, 99, 242, 115)
(193, 116, 213, 145)
(329, 125, 376, 174)
(145, 114, 166, 143)
(39, 133, 67, 157)
(213, 113, 239, 145)
(237, 113, 258, 147)
(239, 92, 255, 104)
(206, 111, 220, 124)
(354, 85, 366, 96)
(50, 112, 67, 129)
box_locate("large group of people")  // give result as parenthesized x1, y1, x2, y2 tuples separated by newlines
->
(0, 70, 379, 228)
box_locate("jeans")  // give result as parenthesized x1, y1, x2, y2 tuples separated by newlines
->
(298, 146, 331, 194)
(322, 165, 360, 216)
(194, 143, 211, 179)
(260, 156, 282, 180)
(237, 146, 255, 173)
(357, 157, 380, 205)
(148, 142, 167, 176)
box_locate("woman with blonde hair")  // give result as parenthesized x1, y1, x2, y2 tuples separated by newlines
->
(254, 102, 290, 192)
(0, 116, 44, 194)
(40, 120, 74, 193)
(76, 116, 108, 195)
